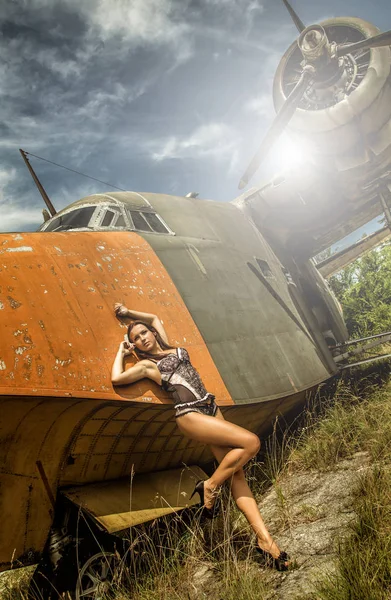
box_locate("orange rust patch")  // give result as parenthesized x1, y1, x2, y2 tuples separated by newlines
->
(0, 232, 232, 406)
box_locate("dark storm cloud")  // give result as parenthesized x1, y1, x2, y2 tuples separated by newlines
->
(0, 0, 194, 229)
(0, 0, 390, 232)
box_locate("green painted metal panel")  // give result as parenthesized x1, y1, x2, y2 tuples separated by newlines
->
(140, 195, 333, 403)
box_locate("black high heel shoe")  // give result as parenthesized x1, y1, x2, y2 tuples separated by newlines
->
(190, 480, 220, 519)
(255, 546, 290, 572)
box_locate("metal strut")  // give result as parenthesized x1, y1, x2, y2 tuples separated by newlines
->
(333, 331, 391, 368)
(339, 353, 391, 370)
(19, 149, 57, 216)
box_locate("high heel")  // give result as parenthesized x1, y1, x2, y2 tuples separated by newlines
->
(190, 480, 220, 519)
(255, 546, 290, 572)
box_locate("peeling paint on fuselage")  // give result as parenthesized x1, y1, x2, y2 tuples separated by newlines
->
(15, 346, 29, 355)
(7, 296, 21, 309)
(5, 247, 33, 253)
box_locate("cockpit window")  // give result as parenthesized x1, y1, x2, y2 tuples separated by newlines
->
(143, 212, 169, 233)
(44, 207, 96, 232)
(129, 210, 152, 232)
(128, 210, 171, 234)
(101, 210, 116, 226)
(41, 203, 173, 235)
(96, 205, 126, 228)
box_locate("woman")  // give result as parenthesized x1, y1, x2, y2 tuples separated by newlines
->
(111, 304, 290, 571)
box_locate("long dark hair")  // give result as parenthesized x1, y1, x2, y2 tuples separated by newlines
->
(127, 320, 175, 360)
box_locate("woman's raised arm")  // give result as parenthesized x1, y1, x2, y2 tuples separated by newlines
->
(114, 303, 169, 345)
(111, 341, 152, 386)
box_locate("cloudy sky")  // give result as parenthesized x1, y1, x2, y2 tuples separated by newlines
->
(1, 0, 390, 232)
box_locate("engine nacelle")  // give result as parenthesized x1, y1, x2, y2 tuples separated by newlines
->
(273, 17, 391, 188)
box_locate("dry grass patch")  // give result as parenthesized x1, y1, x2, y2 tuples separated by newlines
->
(286, 379, 391, 474)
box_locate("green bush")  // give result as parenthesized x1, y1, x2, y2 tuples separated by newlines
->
(329, 244, 391, 337)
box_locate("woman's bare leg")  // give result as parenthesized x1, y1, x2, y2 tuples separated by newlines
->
(179, 409, 288, 565)
(176, 411, 261, 507)
(209, 410, 285, 561)
(210, 444, 284, 561)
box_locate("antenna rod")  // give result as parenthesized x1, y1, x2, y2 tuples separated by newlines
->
(19, 149, 57, 216)
(281, 0, 306, 33)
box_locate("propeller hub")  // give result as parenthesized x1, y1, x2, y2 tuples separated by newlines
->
(298, 25, 329, 62)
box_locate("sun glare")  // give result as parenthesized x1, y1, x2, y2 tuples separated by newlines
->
(270, 134, 309, 172)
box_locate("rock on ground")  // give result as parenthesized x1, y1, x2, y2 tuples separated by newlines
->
(258, 451, 370, 599)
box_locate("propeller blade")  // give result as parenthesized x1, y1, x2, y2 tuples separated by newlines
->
(337, 29, 391, 57)
(281, 0, 306, 33)
(239, 70, 312, 190)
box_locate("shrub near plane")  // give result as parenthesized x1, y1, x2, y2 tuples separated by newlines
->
(1, 1, 391, 596)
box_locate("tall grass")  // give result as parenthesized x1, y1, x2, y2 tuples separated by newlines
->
(0, 567, 36, 600)
(89, 504, 269, 600)
(288, 380, 391, 472)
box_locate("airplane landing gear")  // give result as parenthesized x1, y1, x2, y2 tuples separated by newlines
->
(75, 551, 122, 600)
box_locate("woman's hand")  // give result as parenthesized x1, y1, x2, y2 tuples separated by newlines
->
(118, 340, 135, 356)
(114, 303, 130, 318)
(112, 340, 147, 385)
(113, 304, 169, 347)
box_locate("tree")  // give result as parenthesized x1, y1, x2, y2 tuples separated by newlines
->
(329, 244, 391, 337)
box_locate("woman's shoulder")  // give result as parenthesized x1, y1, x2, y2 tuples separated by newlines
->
(139, 358, 159, 367)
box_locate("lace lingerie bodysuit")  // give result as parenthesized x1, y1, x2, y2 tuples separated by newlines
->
(152, 348, 218, 418)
